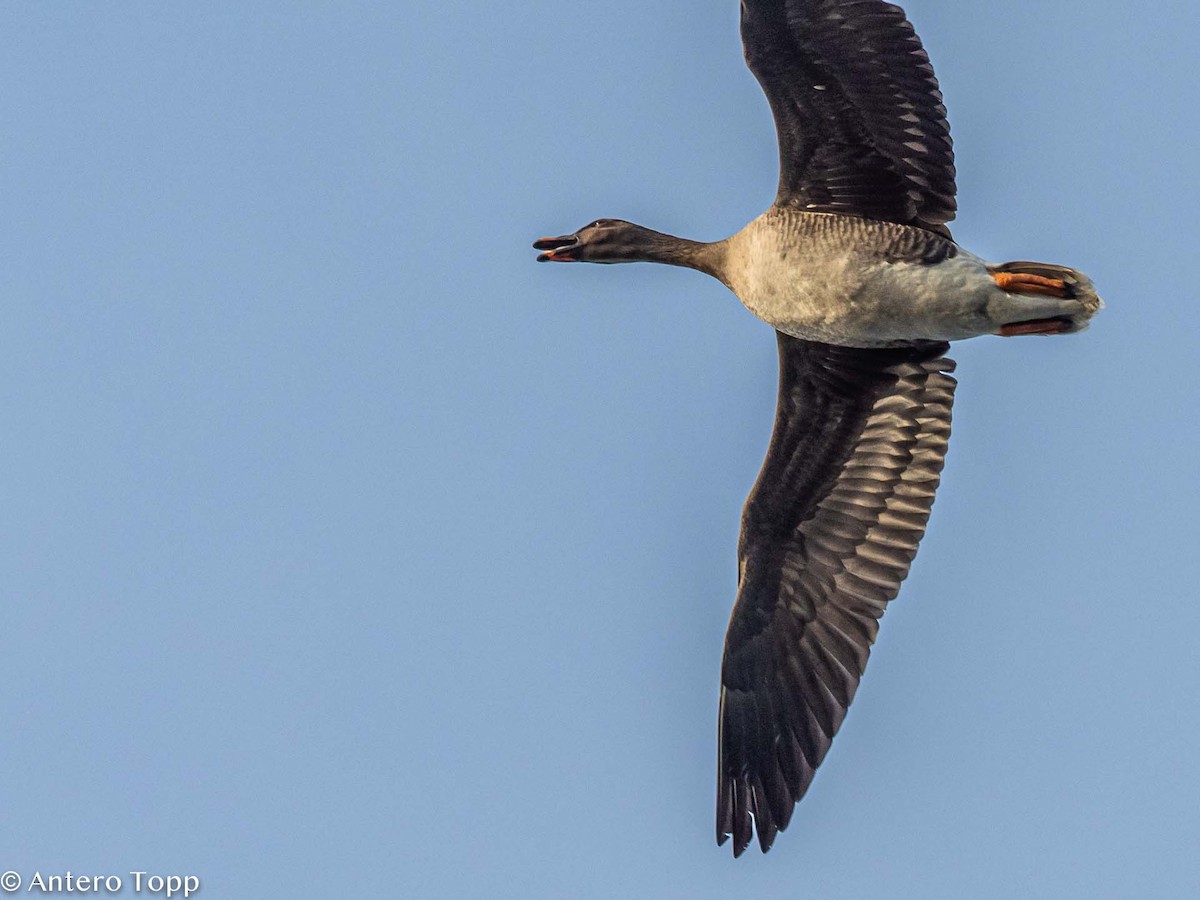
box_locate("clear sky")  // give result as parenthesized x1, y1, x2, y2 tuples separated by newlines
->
(2, 2, 1197, 898)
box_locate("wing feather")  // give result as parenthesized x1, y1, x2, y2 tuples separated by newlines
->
(741, 0, 957, 230)
(717, 333, 956, 855)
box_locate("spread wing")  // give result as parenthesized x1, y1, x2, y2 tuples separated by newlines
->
(717, 333, 956, 856)
(741, 0, 957, 231)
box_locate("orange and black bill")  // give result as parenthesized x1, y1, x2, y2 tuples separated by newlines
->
(533, 234, 581, 262)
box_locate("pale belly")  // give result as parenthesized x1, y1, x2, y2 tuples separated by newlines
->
(732, 245, 1001, 348)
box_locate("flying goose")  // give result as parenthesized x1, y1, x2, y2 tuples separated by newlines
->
(533, 0, 1100, 857)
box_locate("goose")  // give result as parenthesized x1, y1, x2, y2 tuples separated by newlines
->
(533, 0, 1100, 857)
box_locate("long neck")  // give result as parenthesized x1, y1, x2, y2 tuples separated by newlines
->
(630, 229, 729, 283)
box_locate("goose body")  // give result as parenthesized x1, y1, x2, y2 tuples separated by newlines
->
(534, 0, 1100, 857)
(723, 209, 1098, 347)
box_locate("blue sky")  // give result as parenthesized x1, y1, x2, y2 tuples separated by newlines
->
(2, 2, 1197, 897)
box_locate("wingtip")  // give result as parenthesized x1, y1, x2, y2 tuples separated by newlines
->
(756, 827, 777, 855)
(717, 826, 750, 859)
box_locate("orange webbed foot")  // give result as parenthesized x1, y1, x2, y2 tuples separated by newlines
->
(991, 271, 1071, 298)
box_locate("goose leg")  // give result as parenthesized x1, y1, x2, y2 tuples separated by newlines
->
(985, 261, 1102, 337)
(990, 271, 1070, 298)
(996, 317, 1075, 336)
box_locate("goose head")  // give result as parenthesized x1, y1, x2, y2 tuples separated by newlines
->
(534, 219, 658, 264)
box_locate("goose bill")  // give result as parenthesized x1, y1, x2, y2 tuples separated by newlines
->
(533, 234, 581, 262)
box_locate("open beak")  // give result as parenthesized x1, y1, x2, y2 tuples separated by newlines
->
(533, 233, 581, 262)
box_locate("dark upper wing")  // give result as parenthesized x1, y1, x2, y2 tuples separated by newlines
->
(717, 333, 956, 856)
(741, 0, 957, 230)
